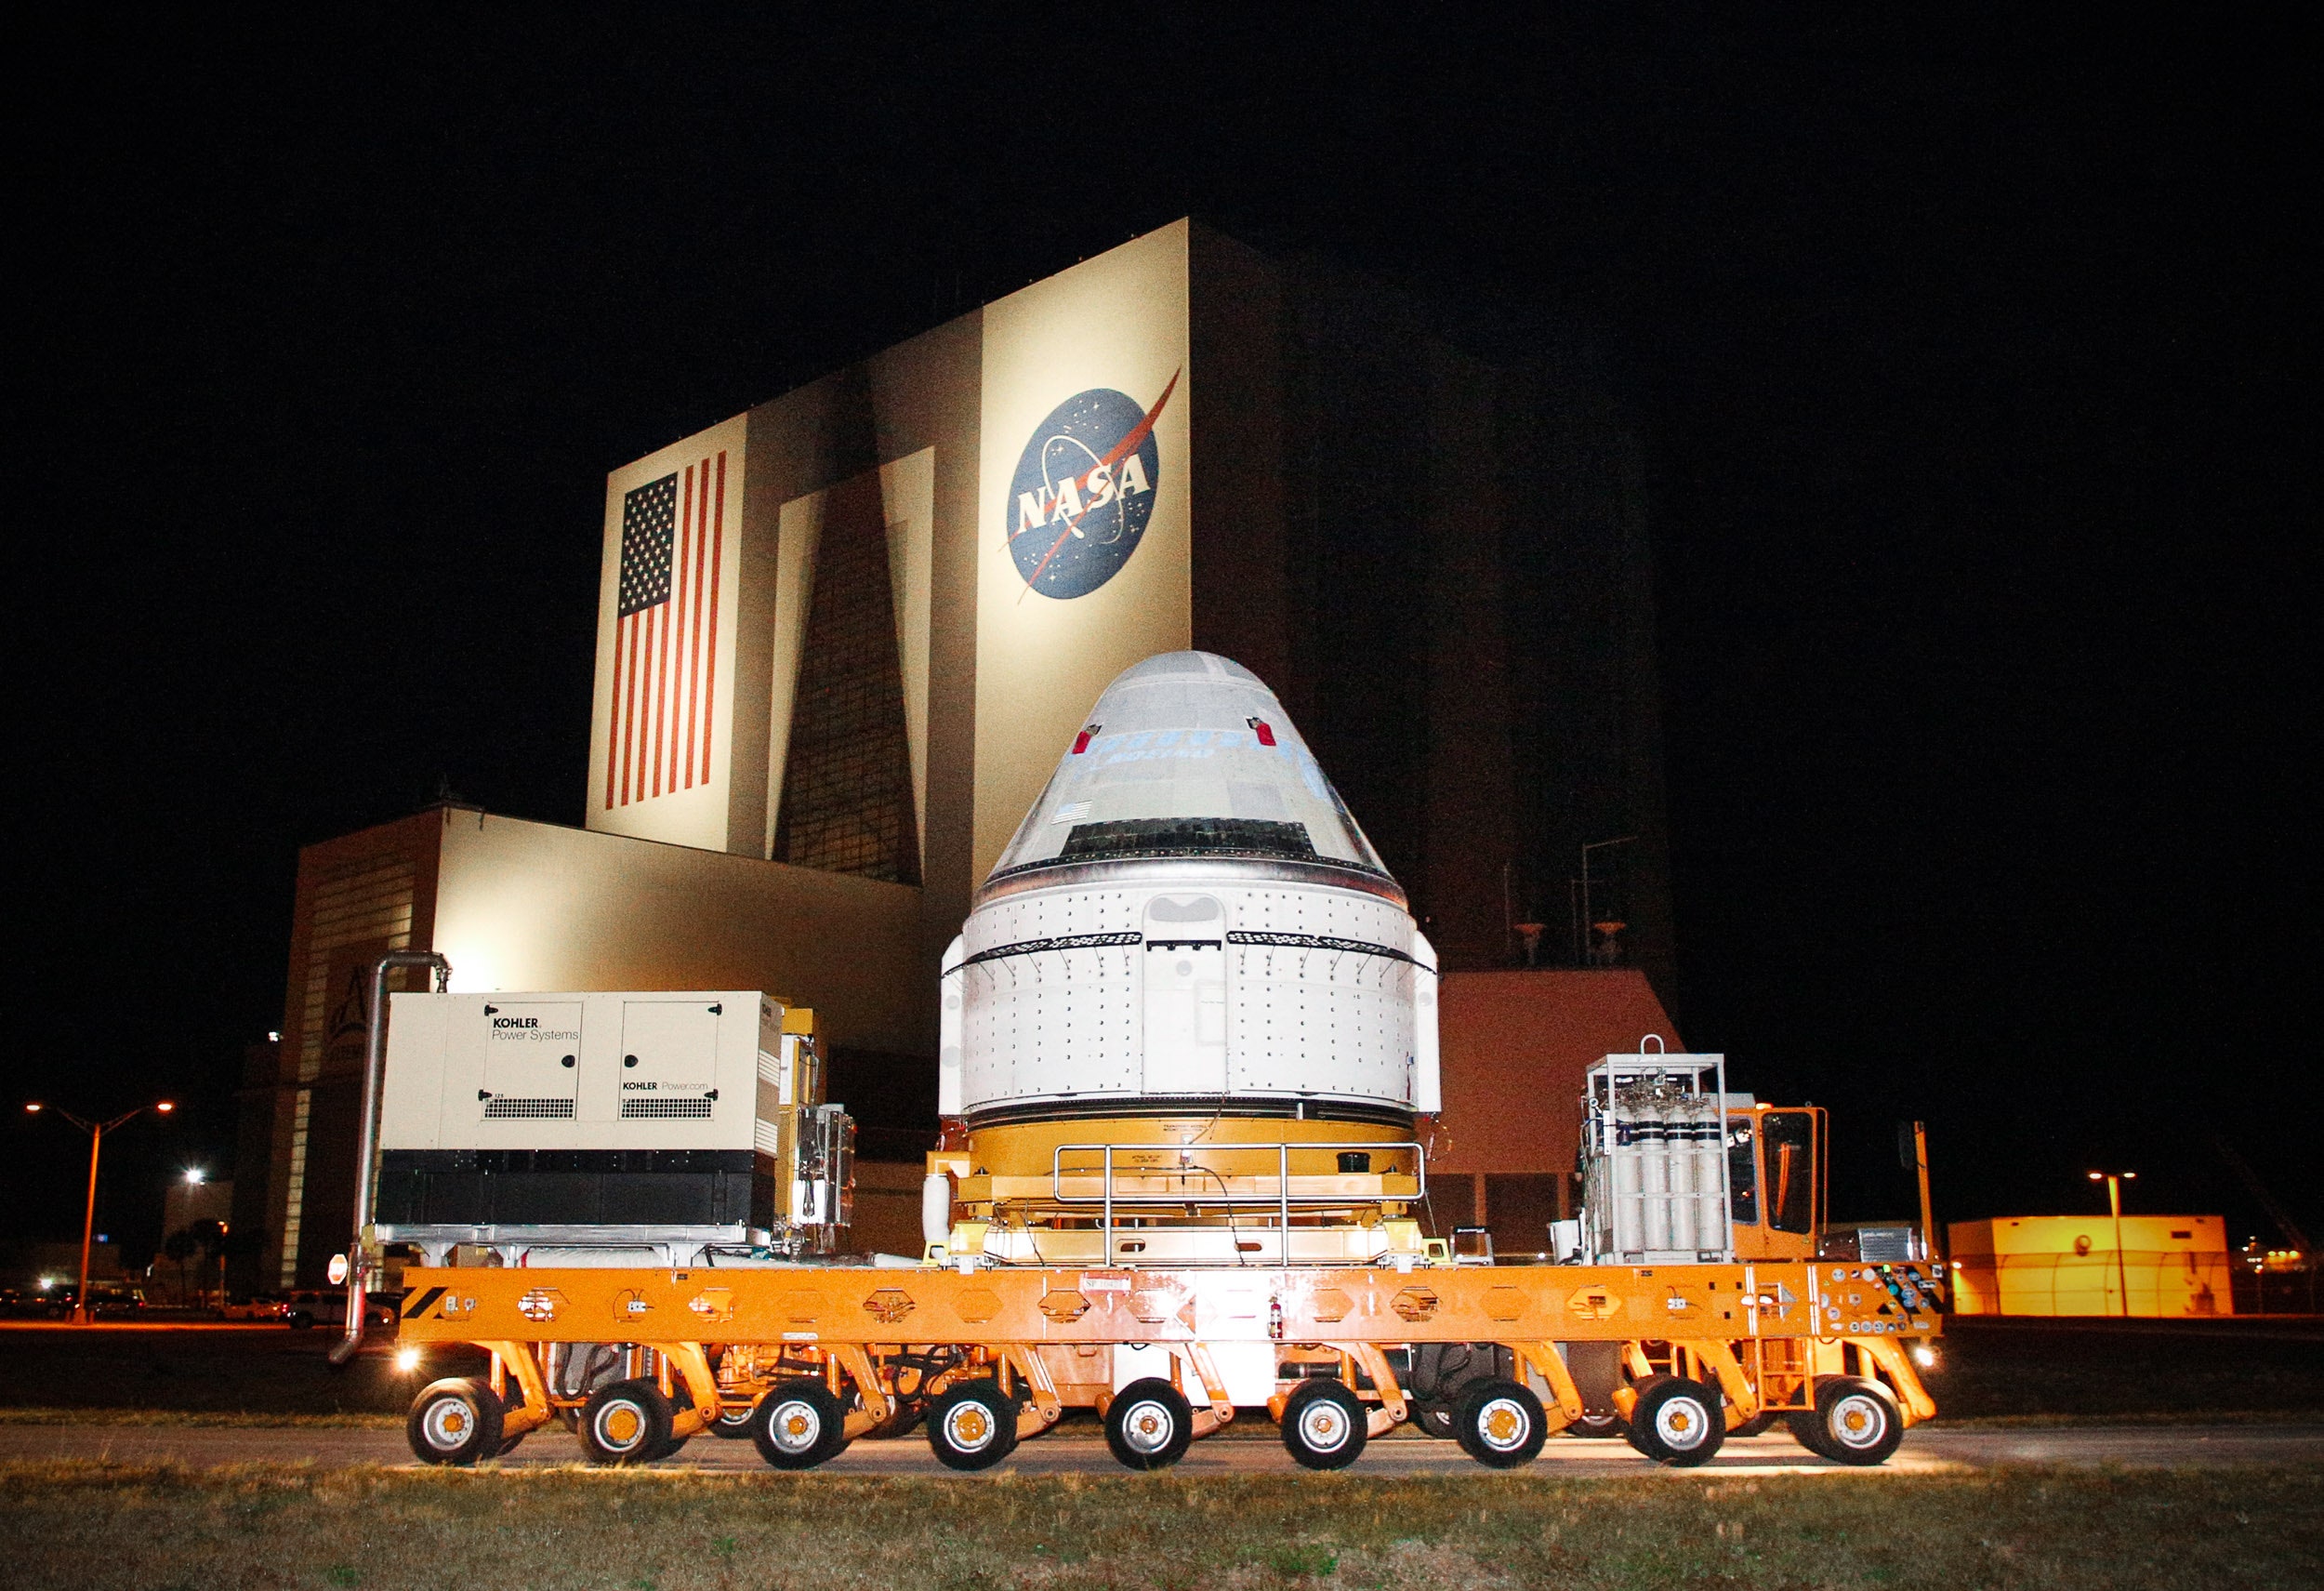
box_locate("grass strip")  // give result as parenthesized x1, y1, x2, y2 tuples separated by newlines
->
(1, 1461, 2317, 1590)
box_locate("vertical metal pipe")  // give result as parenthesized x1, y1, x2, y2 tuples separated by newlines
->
(1280, 1144, 1291, 1268)
(329, 950, 450, 1366)
(2109, 1175, 2129, 1319)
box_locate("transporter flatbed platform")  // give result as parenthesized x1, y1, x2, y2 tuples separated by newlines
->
(390, 1254, 1941, 1471)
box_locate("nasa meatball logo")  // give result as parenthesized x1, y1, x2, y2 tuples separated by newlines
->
(1006, 370, 1179, 599)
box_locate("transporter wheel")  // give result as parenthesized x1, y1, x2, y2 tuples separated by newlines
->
(1628, 1376, 1726, 1467)
(579, 1379, 674, 1466)
(1802, 1377, 1902, 1465)
(1280, 1379, 1367, 1471)
(1454, 1379, 1547, 1469)
(1105, 1377, 1194, 1471)
(647, 1384, 694, 1461)
(753, 1379, 849, 1470)
(1413, 1400, 1458, 1439)
(927, 1381, 1017, 1471)
(1784, 1406, 1832, 1458)
(1729, 1412, 1781, 1439)
(407, 1378, 505, 1465)
(711, 1399, 759, 1439)
(1563, 1410, 1627, 1439)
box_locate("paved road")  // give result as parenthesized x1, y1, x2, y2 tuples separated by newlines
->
(5, 1421, 2319, 1476)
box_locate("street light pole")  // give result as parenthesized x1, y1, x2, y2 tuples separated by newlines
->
(25, 1100, 175, 1324)
(1578, 835, 1637, 966)
(2088, 1169, 2137, 1318)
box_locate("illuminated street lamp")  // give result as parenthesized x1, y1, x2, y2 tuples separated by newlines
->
(2088, 1169, 2137, 1318)
(24, 1100, 176, 1324)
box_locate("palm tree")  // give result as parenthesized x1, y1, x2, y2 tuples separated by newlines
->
(189, 1221, 228, 1311)
(162, 1227, 198, 1305)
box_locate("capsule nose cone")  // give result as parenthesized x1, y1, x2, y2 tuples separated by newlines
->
(985, 652, 1391, 887)
(1106, 649, 1266, 688)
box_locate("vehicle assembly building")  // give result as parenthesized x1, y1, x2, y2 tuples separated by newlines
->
(238, 219, 1680, 1291)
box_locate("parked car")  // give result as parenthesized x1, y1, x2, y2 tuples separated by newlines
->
(281, 1289, 400, 1331)
(0, 1287, 56, 1319)
(34, 1282, 148, 1319)
(218, 1294, 290, 1322)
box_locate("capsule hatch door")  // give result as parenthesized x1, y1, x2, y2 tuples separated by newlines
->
(1142, 895, 1227, 1096)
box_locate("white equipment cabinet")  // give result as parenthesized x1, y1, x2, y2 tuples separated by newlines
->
(374, 990, 852, 1264)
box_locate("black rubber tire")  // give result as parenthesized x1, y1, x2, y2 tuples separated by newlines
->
(578, 1378, 674, 1466)
(711, 1399, 759, 1439)
(1619, 1374, 1673, 1459)
(1413, 1400, 1458, 1439)
(1564, 1410, 1629, 1439)
(645, 1382, 695, 1461)
(1787, 1408, 1836, 1458)
(1281, 1379, 1367, 1471)
(1729, 1411, 1781, 1439)
(1810, 1376, 1903, 1465)
(927, 1381, 1017, 1471)
(753, 1379, 849, 1470)
(1629, 1376, 1726, 1467)
(407, 1377, 504, 1466)
(286, 1311, 314, 1331)
(1454, 1378, 1547, 1469)
(1103, 1377, 1194, 1470)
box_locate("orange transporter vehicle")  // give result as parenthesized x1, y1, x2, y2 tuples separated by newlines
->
(355, 655, 1939, 1472)
(362, 1014, 1939, 1473)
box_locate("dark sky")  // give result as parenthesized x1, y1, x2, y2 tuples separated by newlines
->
(9, 11, 2313, 1259)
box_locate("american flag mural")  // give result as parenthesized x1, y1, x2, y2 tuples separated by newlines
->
(605, 452, 726, 807)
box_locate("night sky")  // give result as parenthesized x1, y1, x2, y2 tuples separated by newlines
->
(10, 12, 2311, 1261)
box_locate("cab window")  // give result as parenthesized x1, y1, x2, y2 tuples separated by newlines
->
(1763, 1110, 1816, 1234)
(1725, 1118, 1759, 1226)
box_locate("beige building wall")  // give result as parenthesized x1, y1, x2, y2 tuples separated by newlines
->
(427, 809, 923, 1054)
(259, 806, 925, 1286)
(588, 413, 751, 852)
(971, 220, 1194, 878)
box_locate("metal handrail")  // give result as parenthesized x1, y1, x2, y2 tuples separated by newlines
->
(1047, 1140, 1428, 1268)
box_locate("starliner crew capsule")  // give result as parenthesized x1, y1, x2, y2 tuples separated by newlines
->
(932, 651, 1439, 1267)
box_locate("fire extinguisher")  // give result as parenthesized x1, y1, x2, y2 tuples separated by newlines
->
(1268, 1295, 1285, 1342)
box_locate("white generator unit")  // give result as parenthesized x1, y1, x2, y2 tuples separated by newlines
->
(1577, 1048, 1733, 1265)
(373, 990, 852, 1264)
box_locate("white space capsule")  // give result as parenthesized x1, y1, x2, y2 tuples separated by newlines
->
(940, 652, 1439, 1140)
